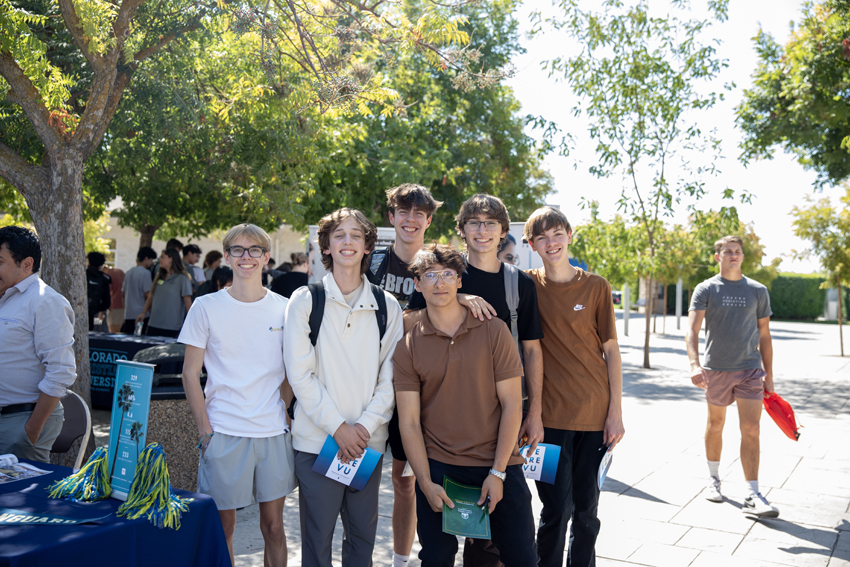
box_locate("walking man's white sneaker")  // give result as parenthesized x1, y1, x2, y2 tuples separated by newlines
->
(705, 476, 723, 502)
(742, 492, 780, 518)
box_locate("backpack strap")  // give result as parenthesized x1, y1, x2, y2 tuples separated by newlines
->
(367, 248, 390, 285)
(370, 283, 388, 341)
(307, 282, 325, 346)
(503, 262, 526, 398)
(503, 262, 520, 349)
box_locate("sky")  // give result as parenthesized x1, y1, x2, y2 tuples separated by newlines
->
(505, 0, 845, 274)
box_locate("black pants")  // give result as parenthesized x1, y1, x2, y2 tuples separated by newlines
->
(120, 318, 149, 335)
(536, 429, 605, 567)
(415, 459, 537, 567)
(145, 325, 180, 338)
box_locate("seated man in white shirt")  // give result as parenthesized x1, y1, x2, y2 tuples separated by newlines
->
(0, 226, 76, 463)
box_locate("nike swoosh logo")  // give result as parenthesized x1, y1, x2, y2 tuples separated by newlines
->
(574, 305, 586, 311)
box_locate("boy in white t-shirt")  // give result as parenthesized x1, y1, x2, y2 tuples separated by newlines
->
(180, 224, 296, 567)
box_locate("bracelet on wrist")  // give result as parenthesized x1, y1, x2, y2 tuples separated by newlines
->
(196, 431, 215, 450)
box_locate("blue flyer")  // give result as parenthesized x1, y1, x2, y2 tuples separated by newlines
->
(311, 435, 382, 491)
(520, 443, 561, 484)
(107, 360, 154, 501)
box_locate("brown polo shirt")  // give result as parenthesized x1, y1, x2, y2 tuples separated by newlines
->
(393, 309, 525, 467)
(527, 267, 617, 431)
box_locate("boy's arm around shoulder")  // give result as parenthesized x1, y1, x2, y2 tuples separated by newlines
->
(355, 293, 405, 436)
(283, 286, 346, 436)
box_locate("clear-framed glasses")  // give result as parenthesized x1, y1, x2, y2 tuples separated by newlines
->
(227, 246, 266, 258)
(464, 220, 500, 232)
(420, 270, 459, 287)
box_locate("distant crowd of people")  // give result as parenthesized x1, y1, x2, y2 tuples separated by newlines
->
(85, 238, 313, 339)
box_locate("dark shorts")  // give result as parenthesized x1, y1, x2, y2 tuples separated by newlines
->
(387, 406, 407, 462)
(705, 368, 765, 407)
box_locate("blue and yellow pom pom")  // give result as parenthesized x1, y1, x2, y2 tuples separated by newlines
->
(117, 442, 193, 530)
(47, 446, 112, 502)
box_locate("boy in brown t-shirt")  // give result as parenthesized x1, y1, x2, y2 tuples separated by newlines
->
(524, 207, 625, 567)
(393, 243, 537, 567)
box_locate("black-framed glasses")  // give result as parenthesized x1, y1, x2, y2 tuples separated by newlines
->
(420, 270, 459, 287)
(464, 220, 500, 232)
(227, 246, 266, 258)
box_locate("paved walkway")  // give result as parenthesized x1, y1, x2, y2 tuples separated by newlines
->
(226, 313, 850, 566)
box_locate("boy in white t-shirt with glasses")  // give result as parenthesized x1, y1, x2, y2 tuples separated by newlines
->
(180, 223, 297, 567)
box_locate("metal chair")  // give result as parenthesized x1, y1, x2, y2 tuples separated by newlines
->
(50, 391, 92, 470)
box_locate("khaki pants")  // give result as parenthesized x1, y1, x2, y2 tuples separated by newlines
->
(0, 403, 64, 463)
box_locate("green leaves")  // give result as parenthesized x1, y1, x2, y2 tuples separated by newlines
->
(736, 0, 850, 187)
(791, 185, 850, 285)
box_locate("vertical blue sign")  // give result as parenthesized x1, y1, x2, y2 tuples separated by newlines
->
(107, 360, 154, 500)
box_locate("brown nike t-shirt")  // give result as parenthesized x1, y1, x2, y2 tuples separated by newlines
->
(527, 267, 617, 430)
(393, 309, 525, 467)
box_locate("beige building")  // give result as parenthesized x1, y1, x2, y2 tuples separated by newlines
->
(102, 216, 308, 272)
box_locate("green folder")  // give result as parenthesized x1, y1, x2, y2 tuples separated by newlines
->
(442, 477, 491, 539)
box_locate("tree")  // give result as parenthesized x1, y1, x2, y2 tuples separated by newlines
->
(109, 382, 134, 477)
(1, 0, 491, 464)
(791, 187, 850, 355)
(298, 0, 553, 237)
(569, 202, 641, 289)
(537, 0, 731, 368)
(85, 18, 326, 247)
(736, 0, 850, 187)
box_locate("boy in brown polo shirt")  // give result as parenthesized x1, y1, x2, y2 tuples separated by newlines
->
(394, 243, 537, 567)
(524, 207, 625, 567)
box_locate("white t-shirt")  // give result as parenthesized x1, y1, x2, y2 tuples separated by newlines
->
(178, 288, 288, 437)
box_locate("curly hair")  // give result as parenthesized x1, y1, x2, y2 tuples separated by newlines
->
(408, 243, 466, 278)
(316, 208, 377, 274)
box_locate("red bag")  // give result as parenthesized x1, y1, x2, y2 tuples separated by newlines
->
(763, 392, 800, 441)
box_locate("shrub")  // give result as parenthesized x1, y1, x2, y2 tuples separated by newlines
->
(770, 273, 826, 319)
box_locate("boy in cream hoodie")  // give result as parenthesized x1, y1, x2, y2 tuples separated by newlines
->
(284, 208, 403, 567)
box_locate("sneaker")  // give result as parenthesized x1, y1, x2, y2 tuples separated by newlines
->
(742, 492, 780, 518)
(705, 476, 723, 502)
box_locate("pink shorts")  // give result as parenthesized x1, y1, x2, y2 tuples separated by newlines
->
(704, 368, 765, 407)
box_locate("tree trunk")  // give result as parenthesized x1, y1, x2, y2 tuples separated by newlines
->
(839, 276, 845, 357)
(138, 224, 159, 249)
(662, 284, 668, 334)
(643, 275, 651, 369)
(23, 153, 95, 467)
(652, 278, 658, 333)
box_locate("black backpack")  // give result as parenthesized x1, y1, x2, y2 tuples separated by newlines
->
(288, 281, 389, 419)
(86, 270, 110, 316)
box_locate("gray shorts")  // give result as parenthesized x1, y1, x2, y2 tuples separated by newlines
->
(705, 368, 765, 407)
(198, 431, 297, 510)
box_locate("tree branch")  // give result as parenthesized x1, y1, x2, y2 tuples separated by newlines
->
(0, 52, 64, 153)
(134, 18, 203, 62)
(56, 0, 103, 70)
(77, 69, 134, 162)
(0, 141, 49, 196)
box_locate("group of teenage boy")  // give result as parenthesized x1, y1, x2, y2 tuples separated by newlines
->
(173, 182, 781, 567)
(177, 184, 625, 567)
(0, 180, 778, 567)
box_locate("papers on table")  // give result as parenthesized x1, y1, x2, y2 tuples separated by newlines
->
(0, 455, 50, 485)
(311, 436, 382, 491)
(520, 443, 561, 484)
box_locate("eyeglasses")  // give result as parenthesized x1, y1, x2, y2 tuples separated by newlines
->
(227, 246, 266, 258)
(464, 220, 500, 232)
(420, 270, 459, 287)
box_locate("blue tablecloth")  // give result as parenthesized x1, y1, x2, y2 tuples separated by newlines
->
(0, 461, 230, 567)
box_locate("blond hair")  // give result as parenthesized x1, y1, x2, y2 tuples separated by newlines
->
(222, 223, 271, 251)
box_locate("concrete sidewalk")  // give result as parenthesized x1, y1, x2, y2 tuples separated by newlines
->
(229, 313, 850, 566)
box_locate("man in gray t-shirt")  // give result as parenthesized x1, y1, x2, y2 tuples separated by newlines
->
(120, 247, 157, 334)
(686, 235, 778, 518)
